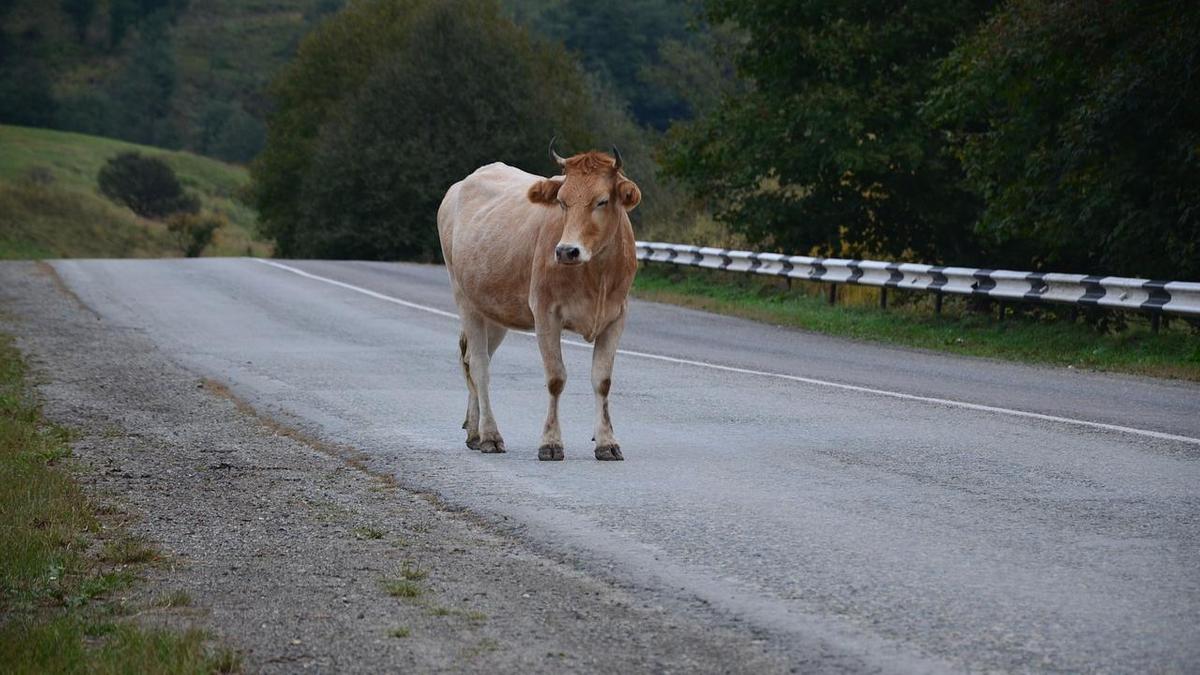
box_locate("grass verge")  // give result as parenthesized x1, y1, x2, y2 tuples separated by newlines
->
(0, 333, 239, 673)
(633, 264, 1200, 381)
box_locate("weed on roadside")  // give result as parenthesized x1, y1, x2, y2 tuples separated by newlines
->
(154, 589, 193, 608)
(0, 334, 236, 672)
(100, 535, 161, 565)
(352, 526, 385, 540)
(382, 579, 423, 599)
(399, 565, 427, 581)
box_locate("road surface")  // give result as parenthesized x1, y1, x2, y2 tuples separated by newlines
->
(46, 258, 1200, 672)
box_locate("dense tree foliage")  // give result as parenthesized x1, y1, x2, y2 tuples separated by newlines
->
(98, 152, 199, 219)
(927, 0, 1199, 280)
(506, 0, 705, 130)
(667, 0, 1199, 280)
(0, 0, 331, 162)
(253, 0, 661, 260)
(663, 0, 993, 263)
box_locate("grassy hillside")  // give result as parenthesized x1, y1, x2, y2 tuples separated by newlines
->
(0, 125, 270, 259)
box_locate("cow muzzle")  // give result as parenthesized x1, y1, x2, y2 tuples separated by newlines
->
(554, 243, 589, 265)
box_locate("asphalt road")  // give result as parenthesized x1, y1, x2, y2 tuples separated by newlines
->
(50, 258, 1200, 672)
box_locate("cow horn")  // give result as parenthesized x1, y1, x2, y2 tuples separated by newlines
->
(611, 145, 623, 172)
(549, 136, 567, 167)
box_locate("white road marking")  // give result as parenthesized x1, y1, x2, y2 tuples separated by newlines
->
(255, 258, 1200, 447)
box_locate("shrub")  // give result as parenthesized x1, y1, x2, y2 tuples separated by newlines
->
(97, 152, 200, 219)
(165, 212, 224, 257)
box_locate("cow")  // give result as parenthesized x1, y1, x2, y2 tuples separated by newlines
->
(437, 141, 641, 461)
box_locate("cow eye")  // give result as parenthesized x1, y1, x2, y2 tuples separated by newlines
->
(595, 199, 608, 209)
(557, 199, 566, 210)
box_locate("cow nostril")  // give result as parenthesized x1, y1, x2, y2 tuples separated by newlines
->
(566, 247, 580, 260)
(556, 245, 581, 262)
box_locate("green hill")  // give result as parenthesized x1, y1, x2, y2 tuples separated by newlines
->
(0, 124, 270, 259)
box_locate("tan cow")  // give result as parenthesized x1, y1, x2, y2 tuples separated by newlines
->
(437, 142, 640, 461)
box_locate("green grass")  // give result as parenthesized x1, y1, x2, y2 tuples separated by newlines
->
(154, 590, 193, 609)
(382, 580, 424, 599)
(100, 536, 161, 566)
(0, 620, 239, 675)
(399, 565, 428, 581)
(0, 124, 270, 259)
(388, 626, 411, 638)
(633, 265, 1200, 381)
(0, 333, 239, 672)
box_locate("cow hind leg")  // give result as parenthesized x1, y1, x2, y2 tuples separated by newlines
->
(459, 331, 481, 449)
(462, 311, 505, 453)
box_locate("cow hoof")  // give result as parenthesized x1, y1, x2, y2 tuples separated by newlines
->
(594, 445, 623, 461)
(465, 435, 481, 450)
(480, 439, 506, 454)
(538, 444, 564, 461)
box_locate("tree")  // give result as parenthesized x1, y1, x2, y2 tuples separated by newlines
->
(926, 0, 1200, 280)
(61, 0, 97, 42)
(197, 101, 265, 163)
(507, 0, 701, 130)
(98, 152, 199, 219)
(663, 0, 992, 263)
(107, 14, 180, 148)
(293, 0, 605, 259)
(250, 0, 430, 256)
(252, 0, 658, 260)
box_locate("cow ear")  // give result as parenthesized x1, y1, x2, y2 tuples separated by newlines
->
(527, 178, 563, 205)
(616, 178, 641, 211)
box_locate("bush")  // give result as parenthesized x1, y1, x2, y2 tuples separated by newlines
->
(97, 152, 200, 219)
(165, 212, 224, 257)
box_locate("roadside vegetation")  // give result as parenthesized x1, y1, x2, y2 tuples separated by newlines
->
(0, 333, 239, 672)
(0, 124, 269, 259)
(634, 265, 1200, 382)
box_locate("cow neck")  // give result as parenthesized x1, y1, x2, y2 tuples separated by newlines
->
(583, 221, 631, 341)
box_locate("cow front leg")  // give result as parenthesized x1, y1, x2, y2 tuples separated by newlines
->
(591, 312, 625, 461)
(535, 318, 566, 461)
(463, 312, 504, 453)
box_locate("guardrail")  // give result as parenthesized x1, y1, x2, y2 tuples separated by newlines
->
(634, 241, 1200, 324)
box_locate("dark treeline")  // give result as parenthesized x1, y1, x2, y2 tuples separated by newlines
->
(0, 0, 343, 162)
(666, 0, 1199, 280)
(3, 0, 1195, 280)
(254, 0, 1197, 279)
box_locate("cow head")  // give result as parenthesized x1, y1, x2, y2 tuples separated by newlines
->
(527, 138, 641, 266)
